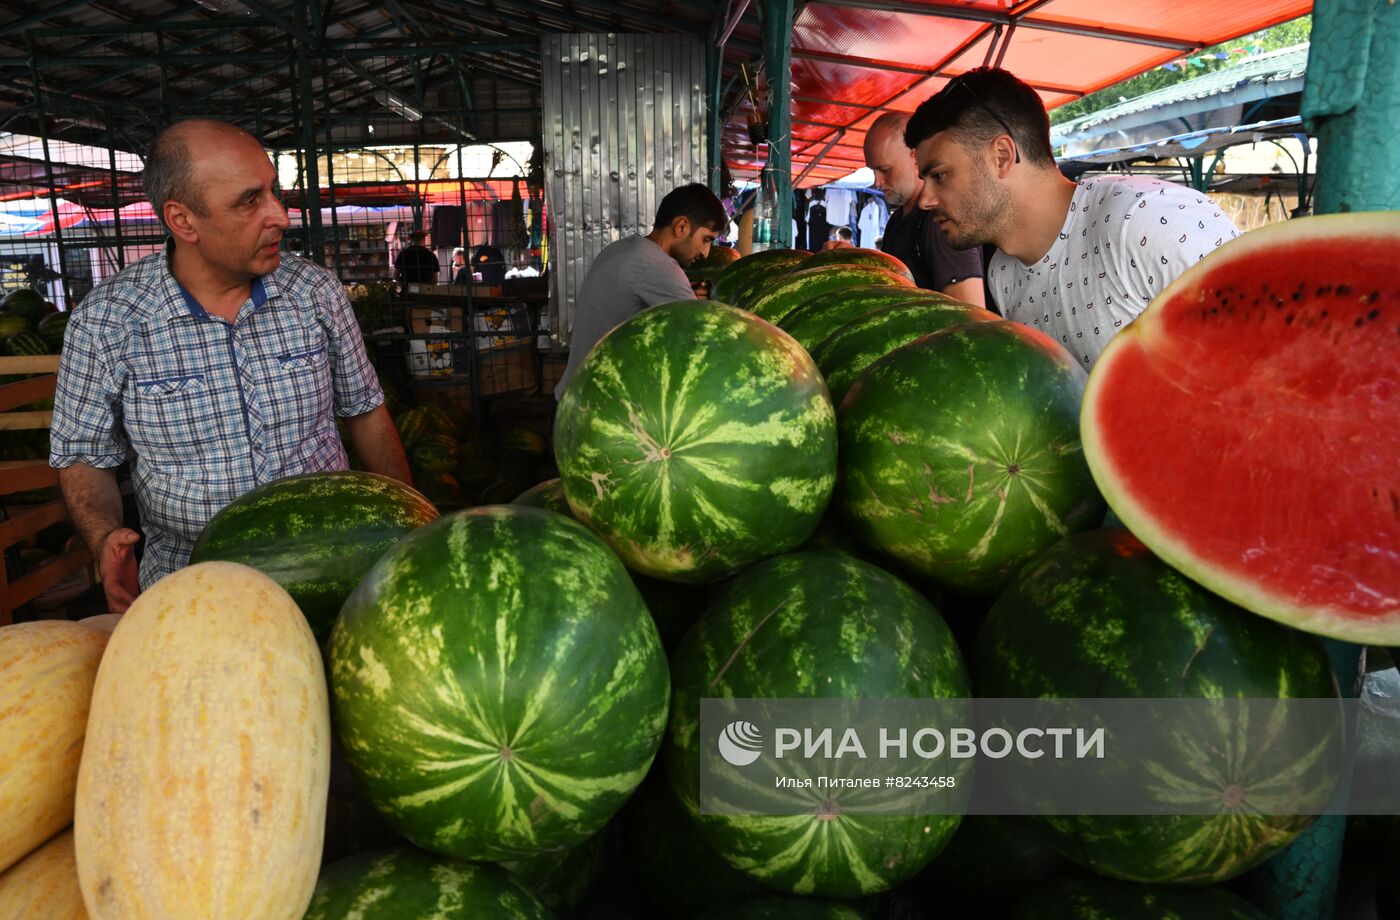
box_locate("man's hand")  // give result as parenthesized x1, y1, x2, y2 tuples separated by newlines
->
(100, 527, 141, 614)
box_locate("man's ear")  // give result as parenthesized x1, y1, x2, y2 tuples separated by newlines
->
(164, 201, 199, 244)
(992, 136, 1017, 177)
(671, 215, 692, 239)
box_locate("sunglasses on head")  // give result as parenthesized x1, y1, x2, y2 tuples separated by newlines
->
(945, 75, 1021, 164)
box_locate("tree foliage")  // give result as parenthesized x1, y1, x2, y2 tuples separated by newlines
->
(1049, 16, 1313, 125)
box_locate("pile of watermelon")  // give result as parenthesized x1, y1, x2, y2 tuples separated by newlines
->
(0, 288, 64, 356)
(8, 220, 1396, 918)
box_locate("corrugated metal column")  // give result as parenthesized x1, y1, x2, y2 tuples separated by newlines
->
(760, 0, 795, 246)
(1250, 3, 1397, 917)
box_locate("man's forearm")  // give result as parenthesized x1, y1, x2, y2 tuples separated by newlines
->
(345, 404, 413, 486)
(59, 463, 125, 558)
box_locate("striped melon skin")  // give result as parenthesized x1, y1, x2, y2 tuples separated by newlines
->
(554, 302, 837, 583)
(304, 848, 551, 919)
(0, 621, 109, 874)
(330, 507, 669, 863)
(75, 562, 330, 920)
(0, 829, 87, 920)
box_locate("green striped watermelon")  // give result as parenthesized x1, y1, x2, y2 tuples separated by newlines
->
(511, 478, 571, 515)
(740, 265, 914, 323)
(1009, 875, 1269, 920)
(330, 506, 669, 861)
(712, 897, 869, 920)
(687, 245, 743, 283)
(188, 470, 438, 641)
(395, 407, 431, 449)
(0, 312, 28, 338)
(811, 301, 1000, 403)
(508, 479, 710, 651)
(622, 773, 765, 918)
(710, 249, 811, 306)
(777, 287, 955, 353)
(417, 403, 465, 440)
(0, 289, 49, 326)
(666, 551, 970, 897)
(303, 848, 552, 919)
(36, 311, 68, 352)
(909, 817, 1068, 915)
(4, 329, 48, 356)
(415, 470, 463, 508)
(411, 433, 461, 473)
(554, 301, 836, 583)
(500, 826, 610, 912)
(838, 321, 1105, 596)
(799, 247, 914, 282)
(976, 528, 1340, 884)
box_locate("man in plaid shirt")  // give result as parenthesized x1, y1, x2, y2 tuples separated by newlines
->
(50, 119, 412, 613)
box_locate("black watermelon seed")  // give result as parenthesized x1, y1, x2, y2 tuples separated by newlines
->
(1368, 309, 1380, 321)
(1337, 284, 1353, 296)
(1286, 315, 1295, 324)
(1367, 291, 1380, 303)
(1291, 291, 1304, 301)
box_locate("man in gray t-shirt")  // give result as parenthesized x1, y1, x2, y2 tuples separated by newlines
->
(555, 183, 726, 398)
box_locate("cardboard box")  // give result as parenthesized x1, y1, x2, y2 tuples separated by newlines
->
(477, 342, 539, 397)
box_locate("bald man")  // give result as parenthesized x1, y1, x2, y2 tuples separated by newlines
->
(50, 119, 411, 613)
(864, 111, 986, 307)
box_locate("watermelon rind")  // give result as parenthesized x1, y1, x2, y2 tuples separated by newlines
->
(188, 470, 439, 641)
(554, 301, 836, 583)
(710, 249, 811, 306)
(799, 246, 915, 282)
(303, 848, 553, 919)
(811, 301, 1001, 403)
(776, 286, 959, 353)
(1009, 875, 1270, 920)
(1080, 213, 1400, 645)
(976, 528, 1341, 884)
(330, 505, 670, 862)
(740, 264, 913, 323)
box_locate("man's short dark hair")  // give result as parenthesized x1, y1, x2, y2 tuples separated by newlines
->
(654, 183, 726, 232)
(904, 68, 1055, 167)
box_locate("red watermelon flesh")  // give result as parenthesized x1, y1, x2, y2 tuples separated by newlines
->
(1081, 213, 1400, 644)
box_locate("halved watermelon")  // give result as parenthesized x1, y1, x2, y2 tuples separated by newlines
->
(1081, 214, 1400, 644)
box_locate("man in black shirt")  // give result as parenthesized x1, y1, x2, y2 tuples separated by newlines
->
(395, 230, 439, 285)
(865, 112, 986, 307)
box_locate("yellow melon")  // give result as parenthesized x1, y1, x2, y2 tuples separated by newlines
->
(0, 620, 109, 873)
(75, 562, 330, 920)
(77, 614, 121, 635)
(0, 829, 87, 920)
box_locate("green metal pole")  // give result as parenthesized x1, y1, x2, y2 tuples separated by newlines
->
(1302, 0, 1400, 213)
(759, 0, 794, 247)
(706, 41, 724, 196)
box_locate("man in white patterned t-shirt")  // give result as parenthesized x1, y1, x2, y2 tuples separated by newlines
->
(904, 67, 1239, 369)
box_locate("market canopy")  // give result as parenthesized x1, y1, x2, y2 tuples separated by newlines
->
(0, 0, 1312, 191)
(720, 0, 1313, 185)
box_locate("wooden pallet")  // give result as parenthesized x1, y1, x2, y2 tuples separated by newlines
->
(0, 354, 93, 624)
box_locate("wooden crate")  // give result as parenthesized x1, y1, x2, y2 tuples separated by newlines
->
(0, 354, 93, 624)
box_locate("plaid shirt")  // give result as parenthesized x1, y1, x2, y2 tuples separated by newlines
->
(50, 245, 383, 589)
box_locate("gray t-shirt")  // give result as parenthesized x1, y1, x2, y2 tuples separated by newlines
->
(555, 235, 695, 398)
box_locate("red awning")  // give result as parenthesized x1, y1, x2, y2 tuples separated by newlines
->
(724, 0, 1312, 185)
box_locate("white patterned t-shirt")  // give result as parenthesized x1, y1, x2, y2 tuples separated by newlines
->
(988, 175, 1239, 369)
